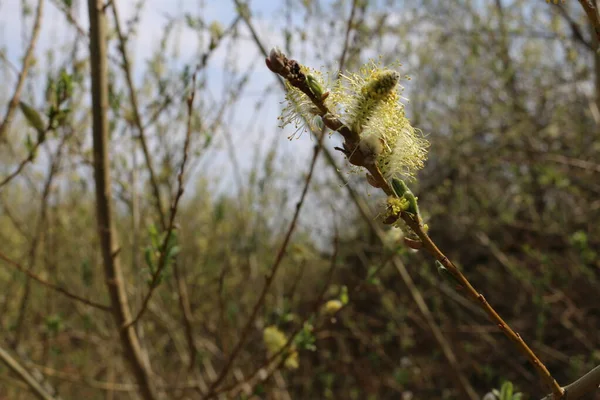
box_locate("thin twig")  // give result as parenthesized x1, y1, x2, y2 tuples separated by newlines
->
(0, 0, 44, 139)
(0, 250, 111, 311)
(111, 0, 166, 227)
(402, 214, 563, 398)
(337, 0, 359, 75)
(203, 125, 328, 398)
(0, 140, 43, 189)
(0, 345, 56, 400)
(540, 364, 600, 400)
(14, 132, 75, 346)
(123, 73, 197, 329)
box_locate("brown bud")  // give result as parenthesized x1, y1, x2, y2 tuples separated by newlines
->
(266, 47, 286, 74)
(404, 237, 423, 250)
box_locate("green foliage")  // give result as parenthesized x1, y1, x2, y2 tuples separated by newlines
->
(486, 381, 524, 400)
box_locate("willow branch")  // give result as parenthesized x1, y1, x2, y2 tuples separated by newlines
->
(541, 364, 600, 400)
(87, 0, 158, 398)
(265, 46, 562, 399)
(402, 215, 563, 398)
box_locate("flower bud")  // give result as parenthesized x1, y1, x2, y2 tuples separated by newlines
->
(391, 178, 409, 198)
(266, 47, 286, 74)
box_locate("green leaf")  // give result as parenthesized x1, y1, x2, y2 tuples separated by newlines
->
(500, 381, 513, 400)
(402, 191, 420, 217)
(391, 178, 409, 198)
(19, 101, 46, 137)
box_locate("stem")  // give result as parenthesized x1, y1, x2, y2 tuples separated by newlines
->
(87, 0, 158, 398)
(402, 214, 564, 398)
(0, 250, 110, 311)
(0, 345, 56, 400)
(540, 364, 600, 400)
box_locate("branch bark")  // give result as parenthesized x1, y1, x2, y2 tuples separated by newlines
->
(541, 364, 600, 400)
(87, 1, 158, 398)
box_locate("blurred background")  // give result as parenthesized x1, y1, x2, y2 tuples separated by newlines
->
(0, 0, 599, 398)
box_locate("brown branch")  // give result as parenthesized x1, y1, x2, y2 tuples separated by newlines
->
(0, 0, 44, 140)
(123, 73, 197, 329)
(402, 214, 563, 398)
(203, 124, 327, 398)
(555, 4, 594, 50)
(0, 250, 111, 311)
(0, 345, 57, 400)
(87, 1, 158, 398)
(266, 16, 565, 400)
(245, 7, 476, 396)
(0, 139, 43, 188)
(578, 0, 600, 48)
(337, 0, 359, 74)
(541, 364, 600, 400)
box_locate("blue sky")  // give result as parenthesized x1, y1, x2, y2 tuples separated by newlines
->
(0, 0, 316, 188)
(0, 0, 352, 237)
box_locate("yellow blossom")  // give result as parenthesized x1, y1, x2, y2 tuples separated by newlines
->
(263, 325, 299, 370)
(330, 61, 428, 180)
(322, 299, 343, 315)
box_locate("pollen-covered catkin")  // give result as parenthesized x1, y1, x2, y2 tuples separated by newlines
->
(351, 70, 399, 133)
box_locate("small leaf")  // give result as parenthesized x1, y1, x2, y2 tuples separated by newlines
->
(391, 178, 409, 198)
(19, 101, 46, 136)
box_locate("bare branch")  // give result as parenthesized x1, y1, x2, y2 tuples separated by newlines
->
(0, 250, 111, 311)
(0, 345, 57, 400)
(87, 0, 158, 398)
(541, 364, 600, 400)
(124, 73, 197, 328)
